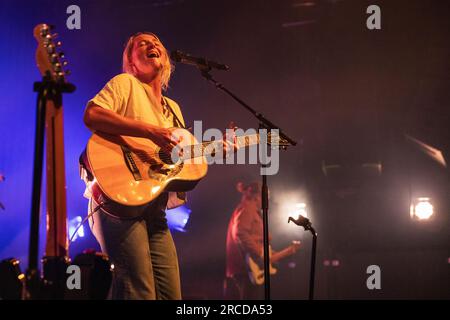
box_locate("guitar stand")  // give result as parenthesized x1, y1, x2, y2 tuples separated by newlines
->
(288, 215, 317, 300)
(26, 75, 75, 299)
(198, 66, 297, 300)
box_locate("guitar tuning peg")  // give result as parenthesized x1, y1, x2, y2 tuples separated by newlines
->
(58, 52, 65, 59)
(41, 29, 49, 37)
(62, 61, 68, 67)
(64, 70, 71, 76)
(46, 33, 58, 40)
(56, 41, 62, 47)
(46, 44, 55, 54)
(50, 53, 58, 63)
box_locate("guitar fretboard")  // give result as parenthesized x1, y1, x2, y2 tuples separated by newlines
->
(182, 134, 261, 160)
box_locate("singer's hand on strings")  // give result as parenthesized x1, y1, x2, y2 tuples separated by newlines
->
(147, 126, 183, 155)
(222, 122, 239, 158)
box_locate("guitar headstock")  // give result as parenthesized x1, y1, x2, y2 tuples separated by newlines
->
(33, 24, 69, 82)
(267, 131, 290, 148)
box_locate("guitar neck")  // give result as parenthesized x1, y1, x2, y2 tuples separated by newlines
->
(45, 97, 68, 257)
(183, 133, 261, 159)
(236, 134, 260, 148)
(271, 246, 295, 264)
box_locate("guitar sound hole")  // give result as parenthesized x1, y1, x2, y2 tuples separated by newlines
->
(158, 149, 180, 165)
(148, 153, 184, 181)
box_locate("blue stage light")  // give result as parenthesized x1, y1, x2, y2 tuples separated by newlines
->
(69, 216, 85, 242)
(166, 205, 191, 232)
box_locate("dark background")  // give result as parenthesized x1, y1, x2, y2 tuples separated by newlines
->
(0, 0, 449, 299)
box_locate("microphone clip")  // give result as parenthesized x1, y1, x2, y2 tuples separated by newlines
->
(170, 50, 229, 71)
(288, 215, 316, 236)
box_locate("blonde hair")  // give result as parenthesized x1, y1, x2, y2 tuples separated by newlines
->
(122, 31, 173, 91)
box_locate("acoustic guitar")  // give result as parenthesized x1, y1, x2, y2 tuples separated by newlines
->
(82, 129, 287, 215)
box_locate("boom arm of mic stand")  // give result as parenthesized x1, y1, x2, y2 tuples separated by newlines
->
(198, 68, 297, 147)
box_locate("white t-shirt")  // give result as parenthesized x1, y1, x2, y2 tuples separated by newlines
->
(82, 73, 187, 210)
(88, 72, 185, 129)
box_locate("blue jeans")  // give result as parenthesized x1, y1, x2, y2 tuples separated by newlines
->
(88, 194, 181, 300)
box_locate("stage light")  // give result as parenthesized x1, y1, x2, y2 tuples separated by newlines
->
(166, 205, 191, 232)
(410, 197, 434, 220)
(290, 202, 308, 219)
(273, 189, 311, 237)
(331, 259, 340, 267)
(69, 216, 85, 242)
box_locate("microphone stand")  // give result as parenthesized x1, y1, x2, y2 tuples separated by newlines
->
(198, 66, 296, 300)
(288, 215, 317, 300)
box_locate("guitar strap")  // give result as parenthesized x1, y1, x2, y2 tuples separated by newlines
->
(162, 97, 188, 205)
(163, 97, 185, 129)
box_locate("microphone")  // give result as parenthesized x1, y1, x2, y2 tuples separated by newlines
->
(170, 50, 229, 71)
(288, 215, 317, 235)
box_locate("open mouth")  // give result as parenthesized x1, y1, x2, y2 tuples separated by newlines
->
(147, 51, 160, 58)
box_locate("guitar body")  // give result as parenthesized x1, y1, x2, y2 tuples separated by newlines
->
(85, 128, 208, 208)
(246, 241, 301, 285)
(246, 251, 277, 286)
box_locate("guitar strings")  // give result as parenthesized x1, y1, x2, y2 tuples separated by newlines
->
(127, 134, 262, 163)
(129, 140, 227, 163)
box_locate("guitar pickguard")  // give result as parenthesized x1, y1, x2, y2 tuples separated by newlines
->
(121, 146, 184, 182)
(148, 161, 184, 181)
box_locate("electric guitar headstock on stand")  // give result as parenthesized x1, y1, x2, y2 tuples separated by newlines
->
(26, 23, 74, 300)
(1, 25, 89, 300)
(27, 24, 111, 301)
(33, 24, 71, 84)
